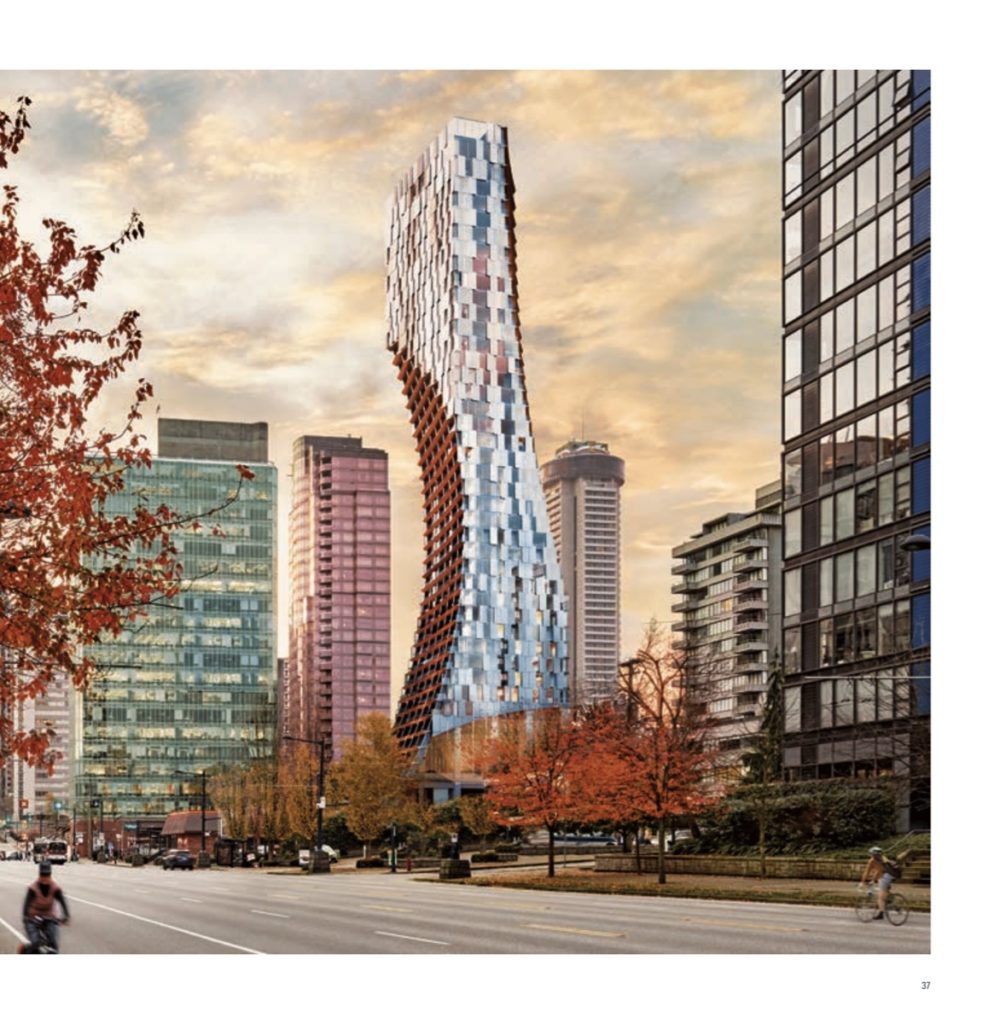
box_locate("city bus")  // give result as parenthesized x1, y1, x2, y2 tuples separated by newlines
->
(32, 839, 68, 864)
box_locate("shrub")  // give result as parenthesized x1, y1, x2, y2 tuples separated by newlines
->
(470, 852, 501, 863)
(356, 857, 385, 869)
(685, 781, 897, 855)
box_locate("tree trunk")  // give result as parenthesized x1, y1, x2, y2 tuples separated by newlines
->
(634, 827, 642, 874)
(547, 826, 555, 878)
(758, 811, 767, 879)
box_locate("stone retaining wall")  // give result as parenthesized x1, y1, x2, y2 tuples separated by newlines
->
(594, 853, 867, 880)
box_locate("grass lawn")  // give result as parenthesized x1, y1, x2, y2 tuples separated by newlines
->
(423, 867, 931, 912)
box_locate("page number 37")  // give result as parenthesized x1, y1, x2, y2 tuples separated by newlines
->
(921, 982, 931, 990)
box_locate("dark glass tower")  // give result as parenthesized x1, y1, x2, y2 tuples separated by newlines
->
(780, 71, 930, 828)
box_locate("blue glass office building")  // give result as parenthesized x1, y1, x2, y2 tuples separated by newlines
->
(780, 71, 930, 827)
(75, 420, 277, 817)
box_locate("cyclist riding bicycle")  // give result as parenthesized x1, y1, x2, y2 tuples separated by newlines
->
(17, 860, 70, 953)
(859, 846, 895, 920)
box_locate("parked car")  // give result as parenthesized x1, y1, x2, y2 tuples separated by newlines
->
(162, 849, 196, 870)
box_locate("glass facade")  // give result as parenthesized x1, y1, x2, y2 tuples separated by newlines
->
(780, 71, 930, 825)
(387, 118, 569, 757)
(76, 423, 277, 816)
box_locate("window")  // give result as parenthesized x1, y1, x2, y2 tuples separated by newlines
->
(836, 299, 854, 354)
(784, 390, 801, 440)
(785, 210, 802, 264)
(896, 465, 911, 519)
(835, 174, 854, 229)
(836, 488, 854, 540)
(856, 351, 876, 408)
(835, 552, 854, 602)
(913, 388, 930, 447)
(820, 557, 833, 607)
(913, 321, 930, 380)
(784, 448, 803, 498)
(834, 612, 854, 663)
(894, 599, 911, 653)
(856, 479, 876, 532)
(857, 156, 876, 214)
(784, 628, 801, 673)
(878, 210, 894, 266)
(785, 509, 802, 557)
(835, 423, 854, 478)
(835, 677, 854, 725)
(856, 414, 877, 470)
(820, 495, 834, 544)
(820, 312, 834, 362)
(856, 222, 876, 279)
(856, 676, 876, 722)
(912, 593, 930, 649)
(820, 435, 835, 486)
(913, 253, 931, 312)
(820, 373, 834, 422)
(820, 617, 834, 665)
(913, 118, 930, 177)
(877, 475, 894, 527)
(785, 93, 803, 146)
(785, 331, 802, 381)
(785, 568, 802, 616)
(913, 186, 930, 244)
(785, 271, 802, 322)
(857, 545, 876, 596)
(835, 362, 854, 416)
(857, 286, 876, 342)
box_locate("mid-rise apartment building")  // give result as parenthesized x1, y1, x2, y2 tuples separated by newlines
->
(671, 481, 783, 769)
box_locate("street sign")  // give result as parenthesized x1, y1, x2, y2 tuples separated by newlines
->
(19, 799, 28, 810)
(75, 833, 83, 843)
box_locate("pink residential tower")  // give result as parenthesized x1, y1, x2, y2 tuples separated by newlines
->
(285, 436, 391, 755)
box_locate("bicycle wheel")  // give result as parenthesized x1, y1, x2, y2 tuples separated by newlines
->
(855, 893, 877, 923)
(886, 893, 909, 926)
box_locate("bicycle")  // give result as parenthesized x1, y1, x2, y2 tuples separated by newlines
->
(20, 915, 63, 953)
(855, 883, 909, 926)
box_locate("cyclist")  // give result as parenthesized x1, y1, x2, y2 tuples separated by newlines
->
(17, 860, 70, 953)
(859, 846, 894, 920)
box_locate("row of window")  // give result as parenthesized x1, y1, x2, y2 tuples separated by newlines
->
(785, 393, 929, 501)
(785, 461, 930, 566)
(785, 135, 921, 267)
(784, 73, 929, 201)
(784, 662, 930, 734)
(785, 526, 930, 618)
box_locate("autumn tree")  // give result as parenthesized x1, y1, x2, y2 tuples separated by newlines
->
(279, 742, 320, 843)
(609, 621, 724, 883)
(476, 708, 583, 878)
(1, 95, 251, 772)
(335, 713, 413, 858)
(458, 796, 496, 853)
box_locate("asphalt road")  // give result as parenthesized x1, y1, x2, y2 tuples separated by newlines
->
(0, 859, 930, 955)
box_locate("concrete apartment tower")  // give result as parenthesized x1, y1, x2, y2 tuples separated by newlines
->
(542, 440, 625, 705)
(671, 481, 783, 774)
(75, 418, 277, 817)
(286, 436, 391, 756)
(387, 118, 569, 761)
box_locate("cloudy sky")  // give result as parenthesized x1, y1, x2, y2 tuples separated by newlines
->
(0, 69, 782, 698)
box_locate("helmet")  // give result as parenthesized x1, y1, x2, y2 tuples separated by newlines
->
(868, 846, 882, 856)
(38, 860, 52, 876)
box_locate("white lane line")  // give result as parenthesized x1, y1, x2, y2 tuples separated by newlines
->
(251, 910, 290, 919)
(0, 915, 27, 943)
(71, 896, 264, 954)
(375, 930, 449, 946)
(180, 897, 203, 904)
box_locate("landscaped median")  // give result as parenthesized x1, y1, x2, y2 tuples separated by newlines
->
(422, 868, 931, 912)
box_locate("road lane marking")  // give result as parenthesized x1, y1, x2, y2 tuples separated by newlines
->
(361, 904, 414, 914)
(71, 896, 265, 954)
(524, 923, 625, 939)
(0, 915, 27, 943)
(251, 910, 290, 919)
(375, 930, 449, 946)
(681, 916, 804, 933)
(181, 897, 203, 904)
(266, 894, 301, 901)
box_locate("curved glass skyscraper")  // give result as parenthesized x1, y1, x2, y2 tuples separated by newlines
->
(387, 118, 568, 759)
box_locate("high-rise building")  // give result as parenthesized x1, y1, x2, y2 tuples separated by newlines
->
(671, 481, 783, 771)
(542, 440, 625, 705)
(386, 118, 569, 760)
(780, 71, 930, 826)
(74, 419, 278, 817)
(286, 435, 391, 756)
(1, 670, 74, 828)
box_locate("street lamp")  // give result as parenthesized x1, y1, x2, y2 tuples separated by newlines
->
(900, 533, 930, 552)
(282, 735, 328, 865)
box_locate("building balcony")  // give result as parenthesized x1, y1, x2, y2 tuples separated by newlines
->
(735, 654, 767, 671)
(671, 579, 708, 595)
(733, 536, 766, 554)
(671, 599, 698, 614)
(734, 595, 768, 611)
(733, 578, 765, 595)
(734, 637, 768, 655)
(671, 560, 700, 576)
(734, 557, 767, 573)
(733, 615, 767, 633)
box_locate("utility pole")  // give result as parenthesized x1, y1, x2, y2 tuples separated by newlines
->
(282, 735, 329, 869)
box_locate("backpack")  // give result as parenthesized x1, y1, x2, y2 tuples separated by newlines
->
(885, 858, 903, 880)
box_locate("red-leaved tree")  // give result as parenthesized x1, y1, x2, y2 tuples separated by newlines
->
(1, 95, 249, 773)
(475, 708, 583, 878)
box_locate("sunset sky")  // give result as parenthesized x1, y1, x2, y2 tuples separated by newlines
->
(0, 69, 782, 699)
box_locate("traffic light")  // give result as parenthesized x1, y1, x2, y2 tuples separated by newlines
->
(90, 799, 101, 809)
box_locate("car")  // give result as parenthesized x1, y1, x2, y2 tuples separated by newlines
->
(162, 849, 196, 870)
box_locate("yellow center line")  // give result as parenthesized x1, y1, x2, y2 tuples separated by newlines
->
(361, 904, 414, 914)
(524, 923, 624, 938)
(682, 917, 804, 933)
